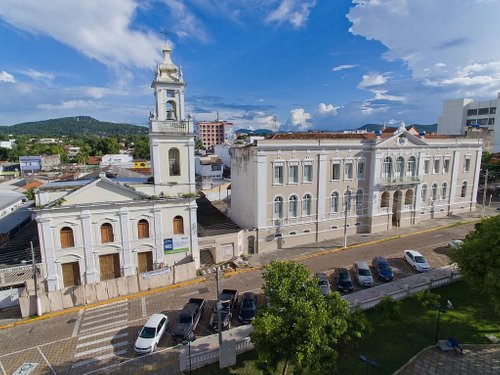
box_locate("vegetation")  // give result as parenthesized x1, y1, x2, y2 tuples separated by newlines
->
(194, 281, 499, 375)
(376, 296, 402, 326)
(250, 261, 369, 375)
(448, 215, 500, 315)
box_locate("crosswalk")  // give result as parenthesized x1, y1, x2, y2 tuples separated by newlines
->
(71, 300, 130, 371)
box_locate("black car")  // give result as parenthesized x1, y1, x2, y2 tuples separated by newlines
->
(238, 292, 257, 324)
(372, 256, 394, 281)
(334, 268, 353, 293)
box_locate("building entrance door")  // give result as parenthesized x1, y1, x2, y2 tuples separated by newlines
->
(62, 262, 81, 287)
(99, 254, 120, 281)
(392, 190, 402, 227)
(138, 251, 153, 273)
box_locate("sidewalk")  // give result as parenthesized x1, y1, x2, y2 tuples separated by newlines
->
(245, 205, 498, 268)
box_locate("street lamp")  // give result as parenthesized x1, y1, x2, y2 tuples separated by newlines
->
(181, 339, 192, 374)
(434, 300, 453, 343)
(359, 354, 377, 375)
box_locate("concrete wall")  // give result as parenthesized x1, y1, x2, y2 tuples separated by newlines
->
(18, 261, 197, 317)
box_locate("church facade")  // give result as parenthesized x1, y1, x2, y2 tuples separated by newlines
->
(35, 43, 200, 292)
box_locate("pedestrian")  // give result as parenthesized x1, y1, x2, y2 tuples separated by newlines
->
(448, 335, 463, 355)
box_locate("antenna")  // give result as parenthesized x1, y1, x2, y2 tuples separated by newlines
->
(160, 29, 172, 44)
(216, 110, 220, 122)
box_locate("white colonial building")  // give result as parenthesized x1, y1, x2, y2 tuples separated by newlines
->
(35, 43, 200, 291)
(229, 124, 482, 252)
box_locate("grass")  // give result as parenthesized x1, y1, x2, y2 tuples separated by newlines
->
(193, 281, 500, 374)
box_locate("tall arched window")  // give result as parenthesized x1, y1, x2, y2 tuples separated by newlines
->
(461, 181, 468, 198)
(421, 184, 428, 201)
(405, 190, 414, 206)
(331, 192, 339, 213)
(60, 227, 75, 248)
(101, 223, 114, 243)
(344, 190, 352, 211)
(166, 100, 177, 120)
(407, 156, 416, 177)
(138, 219, 150, 239)
(274, 196, 284, 219)
(382, 157, 392, 180)
(431, 183, 438, 201)
(381, 192, 390, 208)
(173, 216, 184, 234)
(169, 148, 180, 176)
(395, 156, 405, 180)
(303, 194, 312, 216)
(356, 189, 363, 215)
(441, 182, 447, 200)
(289, 195, 298, 218)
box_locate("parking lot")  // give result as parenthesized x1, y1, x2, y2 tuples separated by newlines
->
(0, 220, 475, 374)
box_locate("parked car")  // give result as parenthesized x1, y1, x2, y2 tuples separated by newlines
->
(334, 268, 353, 293)
(372, 256, 394, 281)
(353, 261, 374, 287)
(238, 292, 258, 324)
(448, 239, 464, 249)
(172, 298, 205, 342)
(315, 272, 331, 296)
(134, 313, 169, 354)
(403, 250, 430, 272)
(210, 289, 238, 331)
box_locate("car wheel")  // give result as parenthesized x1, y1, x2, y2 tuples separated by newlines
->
(413, 265, 416, 271)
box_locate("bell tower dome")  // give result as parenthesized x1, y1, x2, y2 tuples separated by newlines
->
(149, 42, 195, 194)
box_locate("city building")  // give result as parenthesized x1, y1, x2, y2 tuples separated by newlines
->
(99, 154, 133, 168)
(229, 123, 482, 252)
(34, 42, 200, 291)
(197, 120, 232, 151)
(438, 93, 500, 152)
(19, 155, 61, 175)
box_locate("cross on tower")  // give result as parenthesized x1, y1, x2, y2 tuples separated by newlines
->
(160, 30, 172, 44)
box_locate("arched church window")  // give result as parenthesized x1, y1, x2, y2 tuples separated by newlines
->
(166, 100, 177, 120)
(101, 223, 114, 243)
(173, 216, 184, 234)
(169, 148, 180, 176)
(60, 227, 75, 248)
(138, 219, 150, 239)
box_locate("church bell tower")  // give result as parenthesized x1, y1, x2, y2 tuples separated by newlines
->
(149, 42, 195, 195)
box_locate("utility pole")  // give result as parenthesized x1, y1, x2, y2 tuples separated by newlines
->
(482, 169, 488, 217)
(31, 241, 42, 316)
(343, 186, 351, 247)
(215, 267, 223, 347)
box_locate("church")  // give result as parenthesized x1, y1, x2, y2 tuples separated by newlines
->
(35, 43, 200, 292)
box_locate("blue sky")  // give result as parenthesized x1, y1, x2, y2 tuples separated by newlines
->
(1, 0, 500, 132)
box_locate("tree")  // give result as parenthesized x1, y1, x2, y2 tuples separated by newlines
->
(376, 296, 402, 326)
(251, 261, 368, 374)
(449, 215, 500, 314)
(481, 150, 492, 164)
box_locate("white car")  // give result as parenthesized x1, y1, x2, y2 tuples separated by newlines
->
(448, 239, 464, 249)
(403, 250, 430, 272)
(353, 261, 374, 287)
(135, 313, 169, 354)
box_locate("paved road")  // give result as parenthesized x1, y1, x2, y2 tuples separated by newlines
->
(0, 221, 478, 375)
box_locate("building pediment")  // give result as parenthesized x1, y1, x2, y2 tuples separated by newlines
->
(376, 131, 428, 148)
(58, 178, 146, 206)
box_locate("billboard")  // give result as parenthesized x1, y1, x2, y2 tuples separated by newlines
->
(164, 236, 190, 254)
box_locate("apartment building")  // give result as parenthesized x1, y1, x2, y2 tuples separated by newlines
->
(197, 120, 232, 151)
(438, 93, 500, 152)
(229, 123, 482, 252)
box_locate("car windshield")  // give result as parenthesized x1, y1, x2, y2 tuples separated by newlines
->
(319, 279, 329, 286)
(179, 315, 192, 324)
(415, 256, 426, 263)
(358, 269, 371, 276)
(339, 272, 350, 281)
(242, 300, 255, 309)
(140, 326, 156, 338)
(379, 263, 391, 270)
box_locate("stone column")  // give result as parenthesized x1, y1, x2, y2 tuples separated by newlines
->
(256, 151, 268, 229)
(153, 206, 164, 264)
(151, 141, 161, 185)
(188, 203, 200, 268)
(119, 208, 133, 276)
(449, 151, 460, 210)
(80, 210, 97, 284)
(471, 149, 482, 210)
(316, 152, 327, 241)
(37, 217, 59, 291)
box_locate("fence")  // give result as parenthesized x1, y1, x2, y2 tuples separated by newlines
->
(0, 264, 44, 288)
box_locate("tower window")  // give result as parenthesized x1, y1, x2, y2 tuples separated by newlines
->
(60, 227, 75, 248)
(169, 148, 181, 176)
(173, 216, 184, 234)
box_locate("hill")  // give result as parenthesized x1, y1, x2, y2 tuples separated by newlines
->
(0, 116, 148, 137)
(357, 123, 438, 133)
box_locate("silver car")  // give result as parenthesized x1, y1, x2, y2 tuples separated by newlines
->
(315, 272, 331, 296)
(353, 261, 374, 287)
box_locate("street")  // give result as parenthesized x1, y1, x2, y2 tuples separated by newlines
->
(0, 221, 475, 375)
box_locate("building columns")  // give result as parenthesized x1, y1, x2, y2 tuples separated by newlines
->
(80, 211, 97, 284)
(118, 209, 133, 276)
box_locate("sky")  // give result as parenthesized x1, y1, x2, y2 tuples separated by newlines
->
(1, 0, 500, 132)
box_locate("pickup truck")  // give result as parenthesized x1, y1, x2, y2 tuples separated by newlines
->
(172, 298, 205, 342)
(209, 289, 238, 331)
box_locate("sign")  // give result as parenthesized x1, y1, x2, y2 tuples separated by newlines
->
(13, 363, 38, 375)
(142, 267, 171, 280)
(164, 236, 190, 254)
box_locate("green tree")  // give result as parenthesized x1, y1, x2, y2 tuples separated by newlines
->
(195, 138, 205, 150)
(251, 261, 367, 375)
(96, 137, 120, 155)
(449, 215, 500, 314)
(132, 137, 150, 160)
(376, 296, 403, 326)
(481, 150, 492, 164)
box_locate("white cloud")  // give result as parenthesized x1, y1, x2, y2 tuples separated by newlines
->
(288, 107, 311, 130)
(332, 64, 357, 72)
(19, 69, 54, 81)
(266, 0, 317, 28)
(370, 89, 406, 102)
(358, 73, 386, 88)
(163, 0, 209, 42)
(0, 0, 162, 69)
(316, 103, 341, 116)
(37, 100, 101, 111)
(0, 71, 16, 83)
(347, 0, 500, 97)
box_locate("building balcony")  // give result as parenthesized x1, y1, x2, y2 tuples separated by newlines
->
(150, 120, 190, 133)
(377, 175, 421, 187)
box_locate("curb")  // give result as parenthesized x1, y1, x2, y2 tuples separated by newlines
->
(0, 218, 478, 331)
